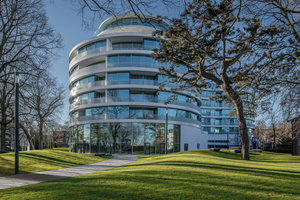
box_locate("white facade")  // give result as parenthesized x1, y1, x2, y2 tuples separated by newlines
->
(68, 14, 254, 154)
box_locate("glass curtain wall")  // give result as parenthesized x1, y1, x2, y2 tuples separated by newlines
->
(84, 124, 91, 153)
(91, 124, 100, 153)
(71, 123, 180, 154)
(78, 125, 83, 153)
(174, 125, 180, 152)
(73, 126, 78, 152)
(132, 123, 144, 154)
(156, 123, 165, 154)
(120, 123, 132, 154)
(100, 123, 110, 153)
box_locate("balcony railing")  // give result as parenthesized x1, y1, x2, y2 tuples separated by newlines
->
(201, 121, 254, 126)
(70, 46, 107, 64)
(70, 64, 106, 78)
(201, 102, 229, 107)
(69, 114, 201, 127)
(69, 97, 200, 111)
(69, 79, 198, 99)
(69, 97, 201, 111)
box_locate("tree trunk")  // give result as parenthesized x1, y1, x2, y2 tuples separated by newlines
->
(1, 110, 7, 153)
(222, 84, 249, 160)
(19, 123, 35, 150)
(0, 121, 6, 153)
(39, 123, 43, 150)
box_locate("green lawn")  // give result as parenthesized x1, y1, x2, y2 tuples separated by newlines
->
(1, 150, 300, 199)
(0, 148, 109, 177)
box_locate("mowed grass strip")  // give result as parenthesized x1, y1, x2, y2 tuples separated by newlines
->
(1, 150, 300, 199)
(0, 148, 109, 177)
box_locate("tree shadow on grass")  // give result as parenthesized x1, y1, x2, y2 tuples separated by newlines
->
(20, 153, 83, 166)
(125, 159, 300, 180)
(2, 167, 299, 200)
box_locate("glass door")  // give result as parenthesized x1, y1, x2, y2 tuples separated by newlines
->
(110, 142, 117, 154)
(160, 143, 165, 154)
(144, 143, 151, 154)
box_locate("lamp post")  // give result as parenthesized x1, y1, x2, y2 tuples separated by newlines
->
(165, 108, 168, 154)
(227, 132, 229, 150)
(15, 72, 19, 174)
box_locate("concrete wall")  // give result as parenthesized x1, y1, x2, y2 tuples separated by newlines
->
(180, 125, 202, 151)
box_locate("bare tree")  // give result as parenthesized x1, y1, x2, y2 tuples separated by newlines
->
(0, 68, 14, 152)
(23, 72, 65, 150)
(0, 0, 63, 78)
(68, 0, 185, 30)
(0, 0, 63, 152)
(254, 120, 267, 149)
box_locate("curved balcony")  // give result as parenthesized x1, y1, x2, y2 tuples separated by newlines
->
(201, 121, 255, 127)
(70, 63, 106, 77)
(70, 46, 107, 68)
(69, 97, 201, 114)
(69, 79, 201, 103)
(69, 79, 159, 97)
(69, 66, 159, 84)
(69, 114, 201, 127)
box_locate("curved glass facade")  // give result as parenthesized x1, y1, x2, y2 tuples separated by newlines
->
(94, 18, 168, 36)
(70, 90, 201, 110)
(71, 106, 200, 121)
(70, 123, 180, 154)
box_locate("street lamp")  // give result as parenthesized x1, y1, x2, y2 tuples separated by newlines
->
(15, 72, 19, 174)
(165, 108, 168, 154)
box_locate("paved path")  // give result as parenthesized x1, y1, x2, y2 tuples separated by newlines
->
(0, 154, 138, 190)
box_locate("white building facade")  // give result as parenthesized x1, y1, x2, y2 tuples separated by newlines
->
(68, 14, 254, 154)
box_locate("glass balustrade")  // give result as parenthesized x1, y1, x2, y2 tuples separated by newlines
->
(69, 114, 201, 127)
(70, 96, 200, 110)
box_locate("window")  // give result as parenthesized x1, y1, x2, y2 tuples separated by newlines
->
(107, 72, 129, 84)
(208, 145, 228, 149)
(107, 89, 129, 102)
(177, 110, 187, 118)
(130, 91, 143, 102)
(72, 76, 102, 88)
(197, 143, 200, 149)
(72, 111, 78, 119)
(184, 143, 188, 151)
(119, 55, 131, 66)
(78, 47, 85, 54)
(87, 60, 105, 67)
(72, 92, 101, 103)
(71, 65, 79, 75)
(107, 56, 119, 67)
(107, 106, 129, 119)
(143, 92, 155, 102)
(144, 39, 159, 50)
(168, 109, 177, 118)
(78, 40, 106, 54)
(208, 140, 228, 143)
(95, 40, 106, 48)
(86, 107, 106, 116)
(86, 43, 95, 51)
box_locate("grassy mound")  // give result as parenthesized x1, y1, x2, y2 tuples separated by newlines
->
(0, 148, 109, 177)
(1, 150, 300, 199)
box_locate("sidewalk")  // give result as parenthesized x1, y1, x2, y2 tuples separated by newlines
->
(0, 154, 138, 190)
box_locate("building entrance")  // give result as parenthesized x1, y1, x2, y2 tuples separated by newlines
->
(144, 143, 151, 154)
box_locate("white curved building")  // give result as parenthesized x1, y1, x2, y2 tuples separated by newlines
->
(68, 14, 255, 154)
(69, 14, 202, 154)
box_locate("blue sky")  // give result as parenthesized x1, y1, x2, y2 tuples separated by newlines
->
(44, 1, 96, 123)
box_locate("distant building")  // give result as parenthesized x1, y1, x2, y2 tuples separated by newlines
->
(290, 116, 300, 155)
(53, 131, 69, 148)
